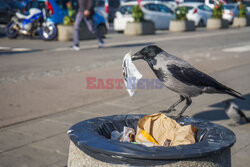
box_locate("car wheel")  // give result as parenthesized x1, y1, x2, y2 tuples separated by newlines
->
(97, 24, 107, 38)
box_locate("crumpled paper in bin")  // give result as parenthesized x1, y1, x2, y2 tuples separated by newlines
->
(135, 113, 196, 146)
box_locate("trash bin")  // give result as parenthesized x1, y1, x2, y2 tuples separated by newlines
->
(67, 114, 236, 167)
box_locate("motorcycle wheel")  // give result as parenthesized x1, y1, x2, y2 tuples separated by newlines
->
(6, 22, 18, 39)
(40, 23, 57, 41)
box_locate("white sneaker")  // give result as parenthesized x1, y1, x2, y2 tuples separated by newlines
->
(70, 45, 80, 51)
(98, 41, 105, 48)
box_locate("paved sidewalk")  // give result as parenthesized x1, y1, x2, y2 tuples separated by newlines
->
(0, 64, 249, 167)
(1, 27, 250, 167)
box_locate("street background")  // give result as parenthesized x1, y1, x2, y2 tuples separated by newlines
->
(0, 25, 250, 167)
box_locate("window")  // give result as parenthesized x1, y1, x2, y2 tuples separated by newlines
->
(95, 0, 105, 7)
(0, 1, 8, 10)
(157, 4, 173, 14)
(222, 5, 236, 10)
(119, 5, 133, 14)
(203, 5, 212, 12)
(25, 1, 46, 10)
(144, 3, 158, 12)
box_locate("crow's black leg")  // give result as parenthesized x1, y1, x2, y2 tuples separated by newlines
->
(161, 95, 185, 113)
(176, 97, 192, 119)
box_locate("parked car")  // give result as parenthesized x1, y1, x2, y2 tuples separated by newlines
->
(0, 0, 26, 24)
(114, 1, 174, 32)
(8, 0, 27, 12)
(24, 0, 108, 35)
(0, 0, 13, 24)
(177, 2, 212, 26)
(243, 0, 250, 15)
(94, 0, 121, 22)
(222, 4, 239, 23)
(123, 0, 177, 11)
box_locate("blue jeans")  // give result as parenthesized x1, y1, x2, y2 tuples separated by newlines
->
(73, 11, 103, 46)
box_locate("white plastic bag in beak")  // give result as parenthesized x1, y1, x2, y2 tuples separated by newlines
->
(122, 52, 142, 96)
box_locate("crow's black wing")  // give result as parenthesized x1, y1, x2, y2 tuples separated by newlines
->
(167, 64, 221, 88)
(167, 64, 244, 99)
(152, 68, 165, 82)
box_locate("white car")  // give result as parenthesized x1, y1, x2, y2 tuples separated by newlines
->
(222, 4, 239, 23)
(114, 1, 174, 32)
(243, 1, 250, 16)
(178, 2, 212, 26)
(122, 0, 177, 11)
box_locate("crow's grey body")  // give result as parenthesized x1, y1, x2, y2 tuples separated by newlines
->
(132, 45, 244, 117)
(152, 52, 209, 97)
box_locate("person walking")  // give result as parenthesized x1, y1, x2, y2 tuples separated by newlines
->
(71, 0, 105, 50)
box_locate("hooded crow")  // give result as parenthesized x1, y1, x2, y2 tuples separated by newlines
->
(132, 45, 245, 118)
(224, 100, 249, 125)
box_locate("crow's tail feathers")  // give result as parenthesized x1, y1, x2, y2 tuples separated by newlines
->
(223, 87, 245, 100)
(245, 117, 250, 123)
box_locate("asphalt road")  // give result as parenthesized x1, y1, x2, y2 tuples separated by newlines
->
(0, 27, 250, 127)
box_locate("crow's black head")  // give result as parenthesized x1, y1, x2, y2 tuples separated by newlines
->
(224, 99, 233, 110)
(131, 45, 163, 61)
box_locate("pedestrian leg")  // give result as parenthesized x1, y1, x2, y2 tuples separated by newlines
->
(73, 11, 84, 46)
(84, 17, 103, 44)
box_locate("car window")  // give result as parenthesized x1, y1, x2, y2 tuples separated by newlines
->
(25, 1, 46, 10)
(222, 5, 236, 10)
(204, 5, 212, 12)
(144, 3, 158, 12)
(243, 1, 250, 7)
(185, 6, 194, 11)
(157, 4, 173, 14)
(0, 1, 8, 10)
(198, 5, 212, 12)
(118, 5, 133, 14)
(95, 0, 105, 7)
(109, 0, 120, 8)
(184, 0, 204, 2)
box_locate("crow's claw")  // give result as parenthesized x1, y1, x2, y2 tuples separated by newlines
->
(173, 115, 190, 120)
(160, 108, 176, 113)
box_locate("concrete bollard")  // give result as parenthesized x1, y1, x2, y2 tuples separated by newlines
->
(124, 21, 155, 36)
(232, 17, 247, 27)
(206, 18, 222, 30)
(169, 20, 186, 32)
(57, 23, 96, 41)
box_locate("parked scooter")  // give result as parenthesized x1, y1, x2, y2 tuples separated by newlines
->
(6, 8, 57, 41)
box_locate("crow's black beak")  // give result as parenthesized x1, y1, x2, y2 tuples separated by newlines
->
(131, 52, 144, 61)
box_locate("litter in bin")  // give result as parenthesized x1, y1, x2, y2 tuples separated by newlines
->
(110, 113, 196, 147)
(136, 113, 196, 146)
(111, 126, 135, 142)
(122, 52, 142, 96)
(120, 126, 135, 142)
(111, 130, 123, 140)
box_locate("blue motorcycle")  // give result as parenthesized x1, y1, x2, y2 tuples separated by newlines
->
(6, 8, 57, 41)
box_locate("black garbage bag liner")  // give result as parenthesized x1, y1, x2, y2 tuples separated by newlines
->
(68, 114, 236, 165)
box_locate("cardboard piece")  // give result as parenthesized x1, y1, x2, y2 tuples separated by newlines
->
(135, 113, 196, 146)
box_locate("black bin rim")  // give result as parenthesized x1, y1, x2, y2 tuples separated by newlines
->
(68, 114, 236, 160)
